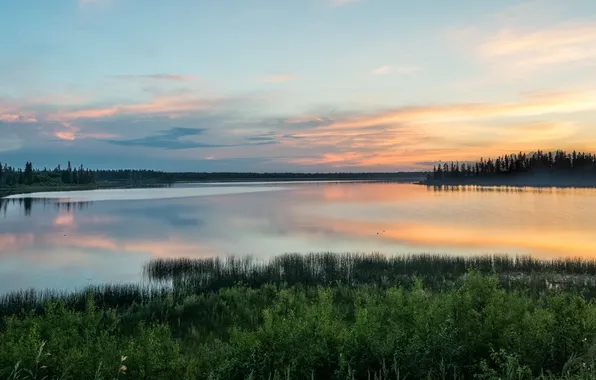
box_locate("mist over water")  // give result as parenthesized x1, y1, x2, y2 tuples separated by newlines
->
(1, 182, 596, 293)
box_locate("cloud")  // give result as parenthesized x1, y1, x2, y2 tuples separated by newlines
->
(480, 21, 596, 70)
(0, 113, 37, 123)
(310, 88, 596, 131)
(46, 93, 222, 121)
(107, 127, 219, 150)
(371, 65, 419, 75)
(111, 74, 197, 82)
(371, 65, 392, 75)
(54, 122, 119, 141)
(264, 73, 300, 83)
(281, 88, 596, 168)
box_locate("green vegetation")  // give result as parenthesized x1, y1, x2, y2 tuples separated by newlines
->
(5, 253, 596, 379)
(0, 161, 424, 197)
(0, 159, 424, 197)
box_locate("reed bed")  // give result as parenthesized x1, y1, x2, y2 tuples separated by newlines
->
(145, 253, 596, 281)
(144, 252, 596, 295)
(6, 253, 596, 319)
(6, 253, 596, 379)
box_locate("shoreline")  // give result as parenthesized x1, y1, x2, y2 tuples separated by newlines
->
(1, 175, 425, 198)
(0, 182, 171, 198)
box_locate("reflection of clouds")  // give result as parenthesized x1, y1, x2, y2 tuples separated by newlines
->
(54, 213, 74, 226)
(318, 183, 426, 203)
(304, 218, 596, 258)
(0, 233, 35, 252)
(43, 233, 213, 259)
(119, 204, 203, 228)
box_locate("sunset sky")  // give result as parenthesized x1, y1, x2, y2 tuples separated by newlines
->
(1, 0, 596, 171)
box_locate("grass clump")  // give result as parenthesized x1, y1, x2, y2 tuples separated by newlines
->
(4, 253, 596, 379)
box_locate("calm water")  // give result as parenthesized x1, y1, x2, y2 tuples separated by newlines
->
(1, 182, 596, 293)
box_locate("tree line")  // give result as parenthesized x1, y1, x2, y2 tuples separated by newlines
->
(0, 161, 95, 187)
(0, 160, 425, 189)
(428, 150, 596, 181)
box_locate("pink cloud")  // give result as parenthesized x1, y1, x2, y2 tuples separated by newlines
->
(54, 122, 120, 141)
(0, 113, 37, 123)
(47, 94, 218, 122)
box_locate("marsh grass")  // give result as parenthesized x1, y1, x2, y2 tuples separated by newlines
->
(145, 253, 596, 282)
(7, 253, 596, 379)
(144, 253, 596, 298)
(6, 253, 596, 319)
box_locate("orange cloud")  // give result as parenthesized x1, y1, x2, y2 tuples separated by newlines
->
(316, 89, 596, 131)
(54, 122, 120, 141)
(283, 88, 596, 168)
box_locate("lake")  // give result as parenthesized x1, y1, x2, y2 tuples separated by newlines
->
(1, 181, 596, 293)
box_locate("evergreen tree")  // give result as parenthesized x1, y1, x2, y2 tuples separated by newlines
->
(24, 161, 33, 185)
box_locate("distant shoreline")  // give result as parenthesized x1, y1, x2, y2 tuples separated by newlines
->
(1, 174, 425, 198)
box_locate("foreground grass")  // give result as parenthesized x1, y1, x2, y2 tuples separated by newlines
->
(5, 254, 596, 379)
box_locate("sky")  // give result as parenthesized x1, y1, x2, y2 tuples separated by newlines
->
(1, 0, 596, 172)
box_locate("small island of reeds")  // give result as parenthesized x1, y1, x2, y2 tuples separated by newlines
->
(5, 252, 596, 379)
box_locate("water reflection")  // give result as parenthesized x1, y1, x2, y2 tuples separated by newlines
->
(1, 183, 596, 292)
(1, 198, 92, 218)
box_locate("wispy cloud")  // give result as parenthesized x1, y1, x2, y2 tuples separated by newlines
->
(111, 74, 197, 82)
(282, 88, 596, 168)
(480, 21, 596, 69)
(371, 65, 419, 75)
(314, 89, 596, 131)
(371, 65, 392, 75)
(0, 113, 37, 123)
(264, 73, 299, 84)
(107, 127, 224, 150)
(47, 93, 221, 121)
(106, 127, 278, 150)
(54, 122, 119, 141)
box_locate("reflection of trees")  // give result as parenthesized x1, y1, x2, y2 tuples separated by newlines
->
(427, 185, 588, 195)
(0, 198, 92, 217)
